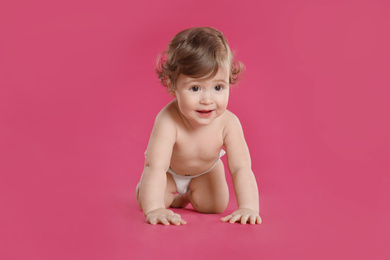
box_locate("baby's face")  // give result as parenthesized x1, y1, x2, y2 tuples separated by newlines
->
(172, 66, 230, 126)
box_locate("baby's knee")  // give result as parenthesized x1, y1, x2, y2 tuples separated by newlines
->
(209, 203, 228, 214)
(213, 196, 229, 213)
(193, 201, 227, 214)
(136, 183, 143, 210)
(190, 191, 228, 214)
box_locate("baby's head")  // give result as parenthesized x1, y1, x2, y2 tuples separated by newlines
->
(156, 27, 244, 92)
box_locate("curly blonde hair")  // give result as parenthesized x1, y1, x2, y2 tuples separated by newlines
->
(156, 27, 244, 92)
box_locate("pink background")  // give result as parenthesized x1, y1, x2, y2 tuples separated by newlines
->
(1, 0, 389, 259)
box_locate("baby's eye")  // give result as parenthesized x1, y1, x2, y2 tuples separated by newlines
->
(190, 86, 200, 92)
(214, 85, 223, 91)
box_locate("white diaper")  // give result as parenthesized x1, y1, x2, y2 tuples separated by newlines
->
(168, 150, 226, 194)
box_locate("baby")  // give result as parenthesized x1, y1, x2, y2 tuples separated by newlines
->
(136, 27, 261, 225)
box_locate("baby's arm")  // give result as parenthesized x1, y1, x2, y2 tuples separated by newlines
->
(221, 113, 262, 225)
(138, 111, 186, 225)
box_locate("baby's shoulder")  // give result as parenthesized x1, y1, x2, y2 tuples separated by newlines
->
(221, 110, 241, 125)
(221, 110, 243, 135)
(154, 101, 180, 125)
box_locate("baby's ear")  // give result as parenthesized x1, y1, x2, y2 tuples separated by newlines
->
(167, 79, 176, 97)
(169, 89, 176, 97)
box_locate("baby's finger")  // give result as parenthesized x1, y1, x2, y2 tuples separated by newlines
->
(240, 214, 250, 225)
(229, 214, 241, 224)
(169, 216, 182, 226)
(177, 218, 187, 225)
(148, 216, 158, 225)
(256, 216, 262, 224)
(221, 215, 232, 222)
(158, 216, 170, 226)
(249, 216, 257, 225)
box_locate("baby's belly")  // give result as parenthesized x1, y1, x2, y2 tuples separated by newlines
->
(169, 149, 221, 176)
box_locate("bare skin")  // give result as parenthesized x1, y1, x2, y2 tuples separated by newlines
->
(136, 66, 262, 225)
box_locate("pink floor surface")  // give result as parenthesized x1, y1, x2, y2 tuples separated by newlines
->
(1, 0, 390, 259)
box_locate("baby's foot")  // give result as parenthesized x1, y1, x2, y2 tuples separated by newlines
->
(170, 193, 190, 208)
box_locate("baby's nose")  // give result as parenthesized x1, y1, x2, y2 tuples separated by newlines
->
(200, 92, 213, 104)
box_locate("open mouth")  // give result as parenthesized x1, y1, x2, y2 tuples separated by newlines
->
(196, 110, 214, 117)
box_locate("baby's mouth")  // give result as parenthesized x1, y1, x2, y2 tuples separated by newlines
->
(196, 110, 214, 117)
(197, 110, 213, 113)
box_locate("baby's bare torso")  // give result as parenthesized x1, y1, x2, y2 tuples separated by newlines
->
(166, 102, 226, 176)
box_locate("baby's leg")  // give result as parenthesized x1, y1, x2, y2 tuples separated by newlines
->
(136, 172, 177, 212)
(187, 160, 229, 214)
(164, 172, 178, 207)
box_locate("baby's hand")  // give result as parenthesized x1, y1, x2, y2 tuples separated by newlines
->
(145, 208, 187, 226)
(221, 208, 262, 225)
